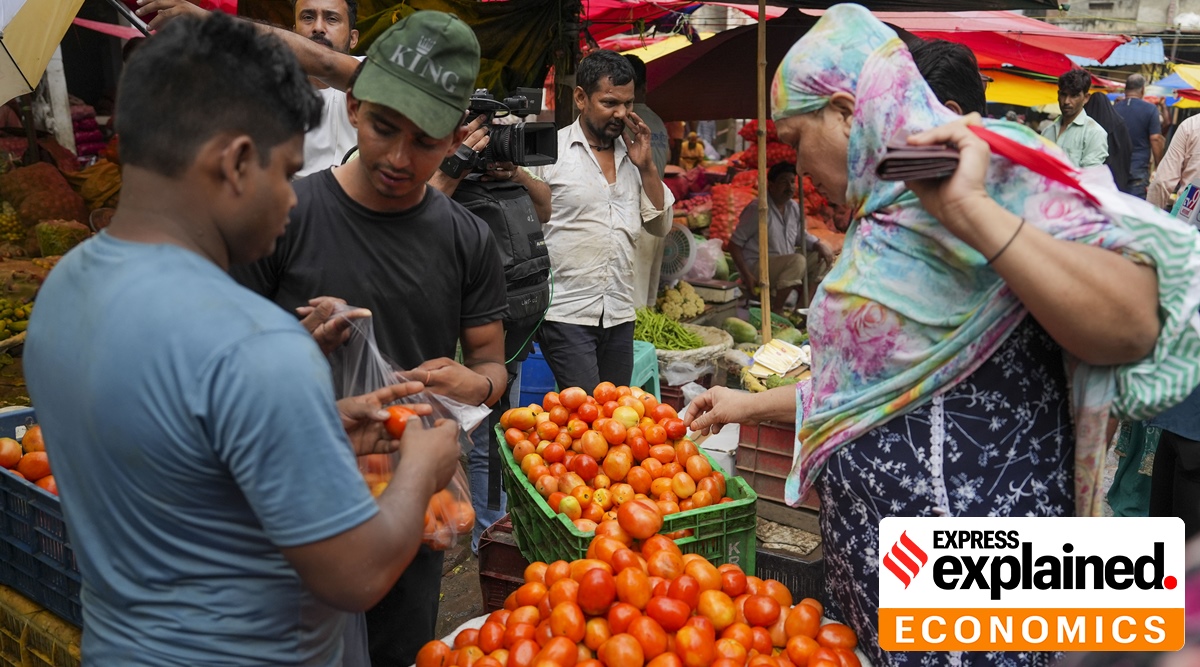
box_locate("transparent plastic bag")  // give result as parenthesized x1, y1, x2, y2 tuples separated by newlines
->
(424, 467, 474, 550)
(326, 305, 491, 446)
(324, 304, 476, 550)
(684, 238, 723, 282)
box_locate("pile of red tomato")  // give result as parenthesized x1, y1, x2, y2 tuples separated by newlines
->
(499, 383, 733, 537)
(416, 531, 859, 667)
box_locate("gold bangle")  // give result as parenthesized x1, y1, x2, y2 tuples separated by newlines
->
(987, 218, 1025, 265)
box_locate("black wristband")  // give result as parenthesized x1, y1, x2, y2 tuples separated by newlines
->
(987, 218, 1025, 265)
(483, 376, 494, 405)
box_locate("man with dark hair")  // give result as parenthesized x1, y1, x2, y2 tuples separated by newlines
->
(1042, 68, 1109, 168)
(730, 162, 835, 313)
(909, 39, 987, 117)
(144, 5, 508, 666)
(231, 12, 507, 667)
(290, 0, 361, 177)
(1114, 73, 1165, 199)
(142, 0, 363, 178)
(23, 12, 462, 665)
(531, 49, 673, 390)
(624, 54, 670, 308)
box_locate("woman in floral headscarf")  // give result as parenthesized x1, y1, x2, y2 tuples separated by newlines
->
(684, 4, 1200, 665)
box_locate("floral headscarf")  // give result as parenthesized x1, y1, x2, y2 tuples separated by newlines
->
(777, 4, 1200, 516)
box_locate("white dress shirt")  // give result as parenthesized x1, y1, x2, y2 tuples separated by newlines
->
(531, 120, 675, 327)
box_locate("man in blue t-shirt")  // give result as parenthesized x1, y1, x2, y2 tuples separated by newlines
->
(1113, 74, 1165, 199)
(22, 15, 461, 666)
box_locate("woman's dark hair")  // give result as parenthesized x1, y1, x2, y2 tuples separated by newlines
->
(577, 50, 635, 96)
(1058, 69, 1093, 97)
(292, 0, 357, 28)
(1084, 92, 1133, 193)
(115, 13, 322, 177)
(909, 39, 987, 117)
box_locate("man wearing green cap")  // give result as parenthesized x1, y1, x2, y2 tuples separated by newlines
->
(145, 6, 508, 666)
(238, 13, 507, 667)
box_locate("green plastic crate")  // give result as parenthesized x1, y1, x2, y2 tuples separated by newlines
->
(497, 426, 757, 574)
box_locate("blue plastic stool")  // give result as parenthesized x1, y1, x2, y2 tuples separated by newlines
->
(631, 340, 661, 401)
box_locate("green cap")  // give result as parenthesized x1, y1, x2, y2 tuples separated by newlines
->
(353, 11, 480, 139)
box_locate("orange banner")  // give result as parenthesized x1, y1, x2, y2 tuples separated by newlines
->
(879, 608, 1185, 652)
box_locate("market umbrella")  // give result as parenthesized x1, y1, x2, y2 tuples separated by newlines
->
(0, 0, 86, 106)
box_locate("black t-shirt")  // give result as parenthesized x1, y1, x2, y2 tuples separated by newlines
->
(232, 169, 507, 369)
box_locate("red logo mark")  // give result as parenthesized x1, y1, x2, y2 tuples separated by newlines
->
(883, 531, 929, 588)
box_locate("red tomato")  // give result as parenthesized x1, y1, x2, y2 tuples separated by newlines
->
(578, 402, 601, 424)
(674, 624, 715, 667)
(584, 617, 612, 652)
(785, 602, 821, 640)
(647, 654, 683, 667)
(548, 602, 586, 643)
(628, 615, 669, 659)
(815, 623, 857, 650)
(617, 499, 663, 540)
(385, 405, 417, 439)
(601, 419, 628, 446)
(577, 568, 617, 616)
(743, 595, 781, 627)
(719, 622, 754, 651)
(615, 566, 652, 609)
(506, 639, 539, 667)
(650, 404, 678, 422)
(720, 569, 747, 598)
(662, 418, 687, 440)
(607, 602, 642, 634)
(668, 574, 701, 610)
(785, 636, 820, 666)
(534, 636, 578, 667)
(697, 590, 736, 631)
(454, 628, 480, 650)
(478, 621, 506, 654)
(645, 596, 691, 632)
(600, 633, 646, 667)
(417, 641, 452, 667)
(559, 387, 588, 411)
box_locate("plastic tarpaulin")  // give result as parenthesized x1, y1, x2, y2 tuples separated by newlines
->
(982, 69, 1060, 108)
(802, 9, 1128, 77)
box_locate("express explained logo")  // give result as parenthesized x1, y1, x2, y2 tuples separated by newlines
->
(882, 531, 929, 588)
(877, 518, 1186, 652)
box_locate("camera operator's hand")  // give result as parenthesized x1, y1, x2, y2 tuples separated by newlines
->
(460, 115, 490, 154)
(481, 162, 517, 182)
(429, 116, 490, 197)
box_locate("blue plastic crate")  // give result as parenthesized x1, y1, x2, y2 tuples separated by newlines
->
(518, 344, 555, 408)
(0, 408, 81, 625)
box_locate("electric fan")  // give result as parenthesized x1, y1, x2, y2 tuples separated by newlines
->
(660, 222, 698, 281)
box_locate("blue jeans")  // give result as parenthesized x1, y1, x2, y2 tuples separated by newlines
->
(469, 366, 520, 552)
(1129, 165, 1150, 199)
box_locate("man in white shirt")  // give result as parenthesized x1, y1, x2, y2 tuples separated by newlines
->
(530, 50, 674, 390)
(290, 0, 362, 178)
(730, 162, 835, 313)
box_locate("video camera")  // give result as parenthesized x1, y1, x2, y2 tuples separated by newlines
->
(440, 87, 557, 178)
